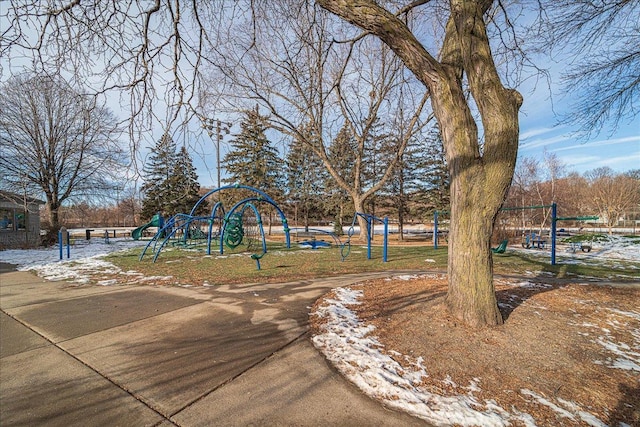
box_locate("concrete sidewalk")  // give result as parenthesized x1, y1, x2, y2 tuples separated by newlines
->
(0, 264, 428, 426)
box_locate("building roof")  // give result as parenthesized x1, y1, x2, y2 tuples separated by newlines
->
(0, 190, 46, 206)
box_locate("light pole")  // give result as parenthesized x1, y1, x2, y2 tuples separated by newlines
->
(201, 117, 231, 190)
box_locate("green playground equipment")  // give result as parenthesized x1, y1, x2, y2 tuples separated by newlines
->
(491, 239, 508, 254)
(138, 185, 291, 270)
(132, 213, 164, 240)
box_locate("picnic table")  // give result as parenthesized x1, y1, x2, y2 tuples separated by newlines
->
(522, 233, 546, 249)
(568, 242, 592, 253)
(531, 237, 546, 249)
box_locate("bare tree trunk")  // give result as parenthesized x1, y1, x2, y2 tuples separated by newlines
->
(318, 0, 523, 327)
(447, 164, 503, 326)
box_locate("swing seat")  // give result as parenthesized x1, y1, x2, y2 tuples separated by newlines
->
(491, 240, 508, 254)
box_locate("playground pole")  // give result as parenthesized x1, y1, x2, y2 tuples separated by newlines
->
(551, 202, 557, 266)
(58, 229, 70, 260)
(283, 218, 290, 249)
(207, 218, 213, 255)
(367, 216, 372, 260)
(383, 217, 388, 262)
(219, 217, 226, 255)
(433, 211, 439, 249)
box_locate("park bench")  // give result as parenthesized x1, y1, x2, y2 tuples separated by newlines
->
(522, 233, 546, 249)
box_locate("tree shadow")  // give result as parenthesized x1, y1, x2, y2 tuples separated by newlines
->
(494, 269, 565, 322)
(353, 280, 448, 323)
(608, 383, 640, 426)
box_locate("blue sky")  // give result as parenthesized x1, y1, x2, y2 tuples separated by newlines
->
(516, 81, 639, 175)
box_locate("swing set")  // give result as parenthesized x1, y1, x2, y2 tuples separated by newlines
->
(433, 203, 598, 266)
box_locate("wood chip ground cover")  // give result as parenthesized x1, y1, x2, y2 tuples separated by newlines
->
(311, 275, 639, 426)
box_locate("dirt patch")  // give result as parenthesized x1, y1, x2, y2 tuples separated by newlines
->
(310, 275, 639, 426)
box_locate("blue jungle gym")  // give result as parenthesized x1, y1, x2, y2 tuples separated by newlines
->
(136, 185, 390, 269)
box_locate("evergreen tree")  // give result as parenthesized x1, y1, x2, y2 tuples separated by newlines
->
(222, 108, 283, 202)
(423, 128, 450, 213)
(166, 146, 207, 216)
(141, 133, 178, 220)
(379, 124, 449, 229)
(410, 126, 450, 217)
(361, 121, 392, 217)
(285, 125, 328, 230)
(325, 125, 357, 233)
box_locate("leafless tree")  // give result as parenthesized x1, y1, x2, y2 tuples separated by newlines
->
(0, 1, 237, 146)
(203, 1, 431, 238)
(533, 0, 640, 135)
(317, 0, 528, 326)
(509, 156, 540, 232)
(586, 167, 640, 233)
(0, 73, 126, 237)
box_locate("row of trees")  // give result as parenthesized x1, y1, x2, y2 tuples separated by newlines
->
(204, 107, 449, 234)
(506, 153, 640, 233)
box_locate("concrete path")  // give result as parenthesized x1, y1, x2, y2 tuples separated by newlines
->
(0, 263, 428, 426)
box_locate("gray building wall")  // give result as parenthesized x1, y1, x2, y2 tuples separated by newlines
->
(0, 193, 44, 249)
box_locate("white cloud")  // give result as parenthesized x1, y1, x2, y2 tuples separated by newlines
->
(520, 127, 556, 140)
(552, 135, 640, 152)
(519, 133, 572, 151)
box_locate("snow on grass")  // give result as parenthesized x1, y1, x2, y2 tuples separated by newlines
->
(311, 277, 635, 426)
(513, 235, 640, 273)
(520, 390, 609, 427)
(1, 239, 148, 284)
(312, 287, 540, 427)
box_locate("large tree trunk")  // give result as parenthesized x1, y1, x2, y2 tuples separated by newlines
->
(318, 0, 522, 327)
(446, 161, 504, 326)
(46, 200, 61, 243)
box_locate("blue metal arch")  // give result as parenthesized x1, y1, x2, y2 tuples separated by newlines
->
(191, 185, 290, 249)
(219, 196, 290, 254)
(190, 184, 278, 216)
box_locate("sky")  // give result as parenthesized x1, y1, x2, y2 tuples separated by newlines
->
(516, 79, 640, 176)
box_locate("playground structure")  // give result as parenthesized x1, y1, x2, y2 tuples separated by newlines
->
(132, 213, 164, 240)
(136, 184, 392, 268)
(139, 185, 291, 269)
(344, 212, 389, 262)
(290, 212, 390, 262)
(434, 203, 599, 266)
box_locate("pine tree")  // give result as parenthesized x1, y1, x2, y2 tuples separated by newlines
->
(409, 125, 450, 217)
(141, 133, 178, 220)
(285, 125, 328, 230)
(325, 125, 357, 233)
(421, 127, 450, 213)
(222, 108, 283, 202)
(166, 146, 207, 216)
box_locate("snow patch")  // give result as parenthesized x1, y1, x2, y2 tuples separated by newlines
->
(312, 286, 540, 427)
